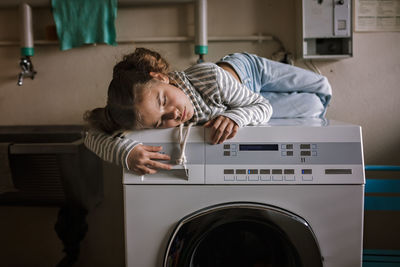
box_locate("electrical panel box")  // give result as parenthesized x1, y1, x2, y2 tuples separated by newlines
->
(296, 0, 353, 59)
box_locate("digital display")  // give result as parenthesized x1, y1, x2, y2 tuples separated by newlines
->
(239, 144, 279, 151)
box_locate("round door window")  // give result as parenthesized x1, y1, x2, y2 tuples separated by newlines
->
(164, 202, 323, 267)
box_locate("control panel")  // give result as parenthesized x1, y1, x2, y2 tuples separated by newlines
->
(123, 120, 365, 185)
(205, 141, 363, 184)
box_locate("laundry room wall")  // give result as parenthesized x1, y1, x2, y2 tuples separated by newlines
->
(0, 0, 399, 266)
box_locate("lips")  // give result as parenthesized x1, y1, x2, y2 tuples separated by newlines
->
(181, 107, 186, 122)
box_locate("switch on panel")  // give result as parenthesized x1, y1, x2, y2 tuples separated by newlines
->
(334, 0, 351, 36)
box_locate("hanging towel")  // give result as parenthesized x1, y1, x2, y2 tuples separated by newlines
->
(0, 143, 17, 195)
(52, 0, 118, 51)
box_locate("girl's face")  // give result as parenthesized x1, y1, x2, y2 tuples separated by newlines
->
(136, 75, 194, 129)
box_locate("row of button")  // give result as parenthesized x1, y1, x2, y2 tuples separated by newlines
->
(224, 150, 317, 157)
(280, 144, 317, 150)
(280, 151, 318, 157)
(224, 169, 312, 175)
(223, 175, 314, 182)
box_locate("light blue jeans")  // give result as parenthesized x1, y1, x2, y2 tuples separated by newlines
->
(217, 53, 332, 118)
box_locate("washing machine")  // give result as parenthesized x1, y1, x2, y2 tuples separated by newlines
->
(123, 118, 365, 267)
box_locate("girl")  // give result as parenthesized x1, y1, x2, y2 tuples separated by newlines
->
(84, 48, 331, 175)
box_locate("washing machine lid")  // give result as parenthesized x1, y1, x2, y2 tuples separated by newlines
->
(163, 202, 323, 267)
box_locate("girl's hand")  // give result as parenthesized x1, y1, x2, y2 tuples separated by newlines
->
(127, 144, 172, 175)
(204, 116, 239, 144)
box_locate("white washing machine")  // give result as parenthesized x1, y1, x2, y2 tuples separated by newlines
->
(123, 119, 365, 267)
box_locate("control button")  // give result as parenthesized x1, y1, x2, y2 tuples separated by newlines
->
(249, 176, 259, 181)
(325, 169, 352, 174)
(281, 151, 287, 156)
(224, 176, 235, 181)
(231, 144, 237, 149)
(281, 144, 286, 150)
(224, 169, 234, 175)
(272, 175, 283, 181)
(302, 169, 312, 175)
(302, 176, 313, 181)
(286, 144, 293, 150)
(223, 144, 230, 149)
(272, 169, 283, 175)
(231, 151, 237, 156)
(260, 175, 271, 181)
(236, 169, 246, 175)
(300, 144, 311, 149)
(224, 151, 230, 156)
(286, 151, 293, 156)
(284, 176, 295, 181)
(312, 151, 317, 156)
(248, 169, 258, 175)
(301, 151, 311, 156)
(236, 176, 247, 181)
(284, 169, 295, 175)
(260, 169, 270, 174)
(312, 144, 317, 149)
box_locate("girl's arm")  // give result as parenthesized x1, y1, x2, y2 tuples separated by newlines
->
(216, 66, 273, 127)
(202, 65, 273, 144)
(84, 130, 139, 169)
(84, 130, 172, 174)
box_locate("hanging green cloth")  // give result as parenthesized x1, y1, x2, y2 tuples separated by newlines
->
(52, 0, 118, 51)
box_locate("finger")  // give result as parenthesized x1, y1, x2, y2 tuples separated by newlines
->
(148, 151, 171, 161)
(213, 119, 230, 144)
(209, 117, 225, 143)
(203, 120, 212, 127)
(142, 145, 163, 152)
(146, 160, 172, 171)
(133, 165, 157, 175)
(217, 121, 234, 144)
(227, 124, 239, 140)
(140, 166, 158, 175)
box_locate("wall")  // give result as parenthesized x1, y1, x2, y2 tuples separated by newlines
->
(0, 0, 399, 266)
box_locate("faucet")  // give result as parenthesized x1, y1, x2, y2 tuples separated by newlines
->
(18, 3, 36, 86)
(18, 56, 37, 86)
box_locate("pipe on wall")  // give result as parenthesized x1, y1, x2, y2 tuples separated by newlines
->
(0, 0, 194, 7)
(195, 0, 207, 62)
(20, 3, 34, 56)
(0, 35, 275, 46)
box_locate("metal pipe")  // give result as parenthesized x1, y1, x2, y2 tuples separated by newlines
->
(0, 0, 194, 8)
(20, 2, 34, 56)
(0, 35, 275, 46)
(194, 0, 207, 62)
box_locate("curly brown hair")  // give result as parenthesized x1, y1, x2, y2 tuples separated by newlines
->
(84, 48, 170, 133)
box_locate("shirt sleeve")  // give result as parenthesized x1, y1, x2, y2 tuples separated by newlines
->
(84, 129, 141, 170)
(215, 66, 273, 127)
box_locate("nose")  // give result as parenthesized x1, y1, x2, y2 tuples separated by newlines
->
(162, 108, 179, 121)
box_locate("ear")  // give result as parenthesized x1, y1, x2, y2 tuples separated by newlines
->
(150, 72, 169, 84)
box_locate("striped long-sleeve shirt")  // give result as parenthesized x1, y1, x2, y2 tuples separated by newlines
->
(84, 63, 272, 169)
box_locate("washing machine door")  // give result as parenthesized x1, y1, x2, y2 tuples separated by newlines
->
(164, 202, 323, 267)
